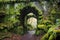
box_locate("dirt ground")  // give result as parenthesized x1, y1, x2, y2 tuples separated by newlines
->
(3, 33, 43, 40)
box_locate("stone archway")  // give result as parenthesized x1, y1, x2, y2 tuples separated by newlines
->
(19, 6, 39, 33)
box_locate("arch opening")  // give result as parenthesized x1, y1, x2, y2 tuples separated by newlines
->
(19, 6, 39, 31)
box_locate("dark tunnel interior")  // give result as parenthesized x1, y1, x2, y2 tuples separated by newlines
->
(56, 34, 60, 40)
(19, 6, 39, 33)
(19, 6, 38, 27)
(0, 12, 6, 23)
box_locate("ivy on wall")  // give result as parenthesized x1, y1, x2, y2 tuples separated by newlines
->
(0, 1, 60, 40)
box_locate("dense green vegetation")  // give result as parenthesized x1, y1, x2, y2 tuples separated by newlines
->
(0, 0, 60, 40)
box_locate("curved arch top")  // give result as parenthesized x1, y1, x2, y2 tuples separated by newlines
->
(19, 6, 39, 27)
